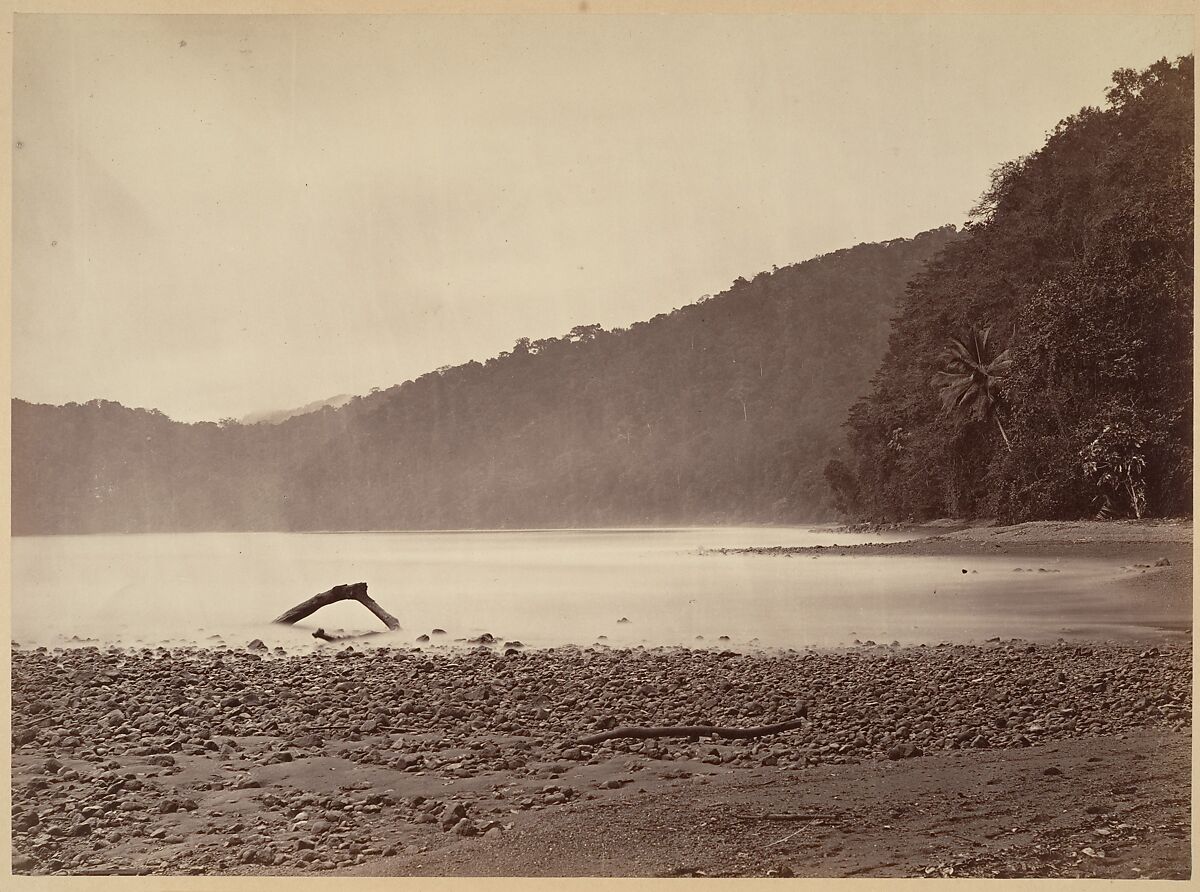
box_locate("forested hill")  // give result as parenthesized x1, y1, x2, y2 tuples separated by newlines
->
(838, 57, 1193, 524)
(12, 225, 957, 534)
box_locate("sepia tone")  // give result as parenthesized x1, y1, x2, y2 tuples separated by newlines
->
(8, 9, 1193, 881)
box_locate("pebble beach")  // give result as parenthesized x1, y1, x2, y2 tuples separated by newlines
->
(11, 634, 1191, 877)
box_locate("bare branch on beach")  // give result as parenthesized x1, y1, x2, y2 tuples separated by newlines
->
(272, 582, 401, 632)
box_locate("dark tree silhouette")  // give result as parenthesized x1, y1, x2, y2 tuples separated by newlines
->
(930, 326, 1013, 450)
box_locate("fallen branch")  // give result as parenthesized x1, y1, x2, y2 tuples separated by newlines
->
(768, 819, 820, 847)
(301, 725, 421, 733)
(273, 582, 400, 631)
(577, 715, 807, 746)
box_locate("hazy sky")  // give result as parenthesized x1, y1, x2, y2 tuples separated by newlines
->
(13, 13, 1193, 422)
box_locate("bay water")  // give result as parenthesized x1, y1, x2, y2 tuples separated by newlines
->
(10, 527, 1173, 651)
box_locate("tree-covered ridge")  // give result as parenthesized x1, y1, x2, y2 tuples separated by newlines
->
(13, 226, 957, 534)
(838, 57, 1193, 523)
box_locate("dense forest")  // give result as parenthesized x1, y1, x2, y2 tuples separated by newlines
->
(12, 226, 957, 534)
(835, 57, 1193, 523)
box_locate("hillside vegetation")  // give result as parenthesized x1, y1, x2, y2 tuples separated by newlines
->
(836, 57, 1193, 524)
(13, 227, 956, 534)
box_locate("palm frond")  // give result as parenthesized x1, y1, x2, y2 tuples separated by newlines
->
(974, 326, 993, 360)
(941, 337, 980, 373)
(932, 326, 1014, 428)
(988, 348, 1014, 376)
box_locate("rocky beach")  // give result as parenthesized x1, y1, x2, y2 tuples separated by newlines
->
(11, 641, 1191, 878)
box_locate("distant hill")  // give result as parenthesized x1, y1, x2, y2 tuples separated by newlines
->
(240, 394, 353, 426)
(12, 225, 958, 534)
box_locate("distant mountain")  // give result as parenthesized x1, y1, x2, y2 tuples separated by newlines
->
(12, 225, 958, 534)
(240, 394, 353, 426)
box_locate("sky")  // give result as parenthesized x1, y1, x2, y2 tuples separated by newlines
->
(12, 13, 1194, 422)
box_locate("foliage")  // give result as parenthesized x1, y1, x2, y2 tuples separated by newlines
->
(1080, 419, 1148, 519)
(845, 56, 1193, 523)
(930, 326, 1013, 449)
(11, 228, 957, 534)
(823, 459, 861, 517)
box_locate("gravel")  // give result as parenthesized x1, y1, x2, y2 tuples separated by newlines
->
(10, 639, 1191, 875)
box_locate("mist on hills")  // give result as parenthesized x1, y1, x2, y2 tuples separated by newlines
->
(12, 226, 957, 534)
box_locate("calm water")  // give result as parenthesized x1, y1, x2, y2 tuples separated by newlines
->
(10, 528, 1177, 651)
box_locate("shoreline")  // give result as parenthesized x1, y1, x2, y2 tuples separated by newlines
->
(727, 518, 1193, 559)
(11, 517, 1193, 878)
(12, 637, 1191, 878)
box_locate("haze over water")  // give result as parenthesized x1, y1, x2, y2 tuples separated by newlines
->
(11, 528, 1173, 652)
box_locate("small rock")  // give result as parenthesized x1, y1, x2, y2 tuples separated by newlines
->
(246, 639, 267, 651)
(12, 854, 37, 871)
(887, 743, 921, 760)
(14, 813, 40, 831)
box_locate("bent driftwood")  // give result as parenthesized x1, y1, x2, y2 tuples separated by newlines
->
(273, 582, 400, 631)
(576, 715, 808, 746)
(311, 628, 383, 643)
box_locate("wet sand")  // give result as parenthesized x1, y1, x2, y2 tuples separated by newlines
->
(725, 518, 1193, 640)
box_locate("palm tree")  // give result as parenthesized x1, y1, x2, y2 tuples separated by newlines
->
(931, 326, 1013, 450)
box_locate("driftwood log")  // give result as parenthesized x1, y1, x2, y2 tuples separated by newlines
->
(576, 716, 807, 746)
(272, 582, 400, 631)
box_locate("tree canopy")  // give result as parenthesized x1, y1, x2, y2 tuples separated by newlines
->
(844, 56, 1193, 522)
